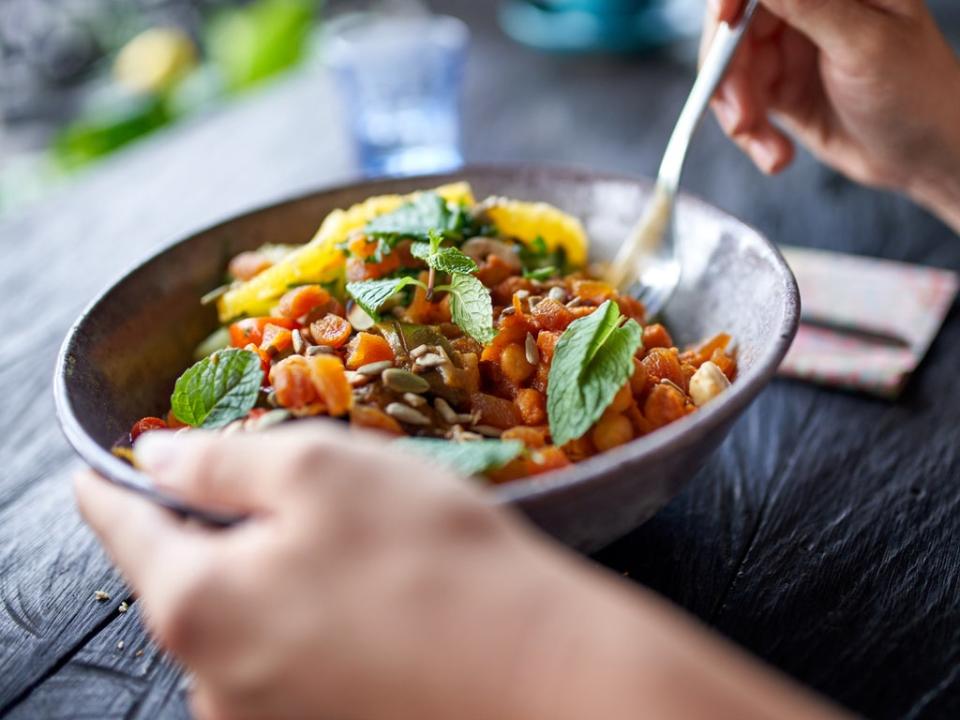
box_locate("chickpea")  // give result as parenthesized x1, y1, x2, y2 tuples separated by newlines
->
(500, 343, 535, 385)
(608, 383, 633, 414)
(591, 413, 634, 452)
(689, 360, 731, 407)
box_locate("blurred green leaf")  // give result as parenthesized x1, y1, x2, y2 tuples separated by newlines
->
(52, 93, 172, 170)
(207, 0, 320, 92)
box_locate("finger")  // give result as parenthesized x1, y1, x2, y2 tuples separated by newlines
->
(732, 121, 795, 174)
(713, 0, 744, 23)
(761, 0, 888, 60)
(75, 470, 213, 593)
(135, 430, 282, 514)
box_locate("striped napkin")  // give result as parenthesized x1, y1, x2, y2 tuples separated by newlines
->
(778, 246, 958, 398)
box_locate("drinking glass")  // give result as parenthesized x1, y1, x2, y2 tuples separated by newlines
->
(327, 12, 469, 177)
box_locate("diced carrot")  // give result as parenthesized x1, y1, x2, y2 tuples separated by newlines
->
(228, 251, 273, 281)
(345, 236, 402, 281)
(686, 333, 731, 366)
(572, 279, 615, 304)
(345, 332, 395, 369)
(531, 298, 575, 331)
(481, 313, 530, 362)
(277, 285, 333, 320)
(349, 405, 404, 435)
(167, 409, 188, 429)
(616, 295, 646, 324)
(525, 446, 571, 475)
(642, 323, 674, 350)
(515, 388, 547, 425)
(643, 383, 687, 430)
(641, 347, 686, 390)
(561, 436, 595, 462)
(260, 323, 293, 356)
(470, 392, 521, 430)
(307, 355, 352, 416)
(630, 357, 648, 396)
(405, 284, 452, 325)
(130, 416, 167, 441)
(476, 255, 514, 287)
(710, 348, 737, 380)
(270, 356, 318, 408)
(502, 424, 548, 449)
(229, 317, 297, 348)
(536, 331, 561, 364)
(530, 362, 550, 394)
(310, 313, 353, 348)
(492, 276, 533, 306)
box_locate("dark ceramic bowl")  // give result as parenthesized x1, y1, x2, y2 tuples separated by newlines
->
(55, 166, 798, 550)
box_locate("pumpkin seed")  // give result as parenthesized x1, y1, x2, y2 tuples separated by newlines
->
(403, 392, 427, 407)
(524, 333, 539, 366)
(434, 397, 460, 424)
(409, 344, 433, 359)
(357, 360, 394, 376)
(382, 368, 429, 393)
(472, 424, 503, 438)
(415, 353, 447, 369)
(307, 344, 333, 356)
(292, 329, 304, 354)
(385, 402, 431, 426)
(345, 371, 371, 387)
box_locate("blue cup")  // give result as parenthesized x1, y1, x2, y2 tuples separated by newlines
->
(327, 13, 469, 177)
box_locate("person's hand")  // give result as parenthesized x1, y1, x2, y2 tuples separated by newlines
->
(75, 423, 848, 720)
(704, 0, 960, 231)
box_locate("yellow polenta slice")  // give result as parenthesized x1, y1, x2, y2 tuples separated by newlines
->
(217, 182, 475, 321)
(482, 197, 588, 269)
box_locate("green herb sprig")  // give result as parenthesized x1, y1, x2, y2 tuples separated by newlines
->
(546, 300, 643, 446)
(346, 230, 495, 344)
(171, 348, 264, 428)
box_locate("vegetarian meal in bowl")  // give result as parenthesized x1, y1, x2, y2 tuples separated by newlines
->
(124, 182, 737, 481)
(56, 167, 797, 549)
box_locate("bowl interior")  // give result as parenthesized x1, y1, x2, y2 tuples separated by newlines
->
(57, 167, 797, 528)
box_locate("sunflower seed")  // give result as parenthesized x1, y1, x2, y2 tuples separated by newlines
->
(500, 306, 516, 317)
(516, 290, 530, 300)
(415, 353, 447, 369)
(307, 344, 333, 356)
(292, 329, 304, 354)
(94, 590, 110, 602)
(345, 371, 371, 387)
(548, 286, 567, 302)
(458, 411, 480, 425)
(385, 402, 431, 426)
(565, 297, 584, 308)
(357, 360, 394, 376)
(434, 397, 460, 424)
(525, 333, 540, 365)
(403, 392, 428, 407)
(409, 344, 433, 360)
(472, 424, 503, 438)
(382, 368, 430, 393)
(266, 390, 279, 407)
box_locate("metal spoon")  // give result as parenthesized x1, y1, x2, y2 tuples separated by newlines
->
(606, 0, 759, 317)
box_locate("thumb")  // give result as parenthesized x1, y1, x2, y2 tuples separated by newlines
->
(761, 0, 888, 60)
(135, 430, 277, 514)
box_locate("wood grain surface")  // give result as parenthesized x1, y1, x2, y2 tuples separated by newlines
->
(1, 1, 958, 717)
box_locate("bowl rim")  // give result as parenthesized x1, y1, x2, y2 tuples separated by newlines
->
(54, 163, 799, 513)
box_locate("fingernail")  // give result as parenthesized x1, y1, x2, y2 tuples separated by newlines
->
(134, 430, 180, 472)
(749, 140, 776, 173)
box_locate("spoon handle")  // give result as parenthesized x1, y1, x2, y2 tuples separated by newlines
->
(658, 0, 759, 193)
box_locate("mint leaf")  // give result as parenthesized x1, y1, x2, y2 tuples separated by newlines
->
(547, 300, 642, 446)
(446, 273, 496, 345)
(346, 277, 421, 319)
(366, 192, 466, 240)
(171, 349, 263, 429)
(395, 438, 524, 476)
(412, 235, 478, 274)
(523, 266, 557, 281)
(432, 247, 478, 274)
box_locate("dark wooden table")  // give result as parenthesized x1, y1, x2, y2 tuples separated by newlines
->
(2, 2, 959, 718)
